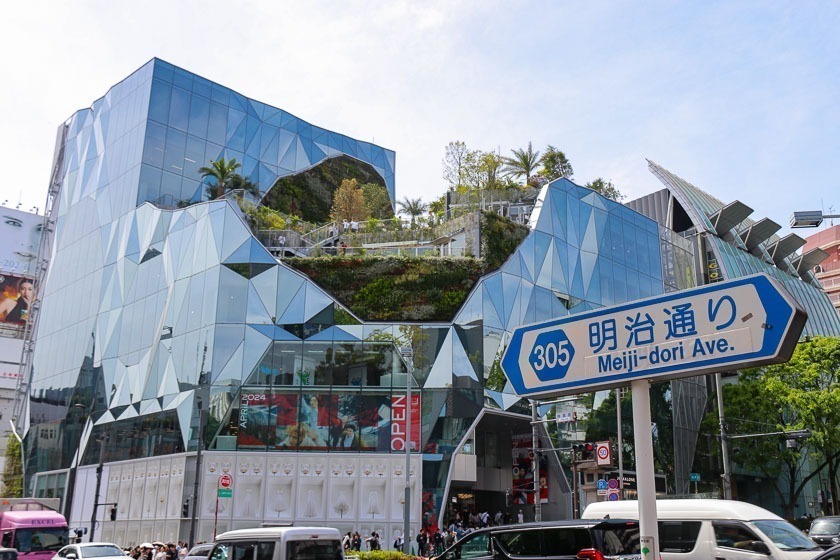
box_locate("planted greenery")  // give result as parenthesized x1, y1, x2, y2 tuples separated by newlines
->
(480, 211, 530, 270)
(286, 256, 486, 322)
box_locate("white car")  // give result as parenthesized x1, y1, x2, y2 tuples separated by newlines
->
(52, 543, 126, 560)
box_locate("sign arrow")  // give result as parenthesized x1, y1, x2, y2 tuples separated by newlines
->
(501, 273, 806, 399)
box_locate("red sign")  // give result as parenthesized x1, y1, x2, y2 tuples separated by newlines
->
(390, 394, 421, 452)
(218, 474, 233, 489)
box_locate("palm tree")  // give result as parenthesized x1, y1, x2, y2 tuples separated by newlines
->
(199, 158, 242, 199)
(397, 197, 429, 228)
(503, 142, 541, 186)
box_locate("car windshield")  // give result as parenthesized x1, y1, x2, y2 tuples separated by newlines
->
(81, 545, 124, 558)
(13, 528, 68, 552)
(751, 520, 820, 551)
(187, 546, 212, 557)
(811, 520, 840, 535)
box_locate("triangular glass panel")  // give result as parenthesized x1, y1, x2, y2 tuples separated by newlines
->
(276, 284, 306, 324)
(303, 284, 335, 323)
(245, 283, 272, 323)
(294, 138, 310, 169)
(451, 335, 480, 383)
(141, 247, 162, 263)
(481, 286, 503, 330)
(214, 342, 244, 384)
(424, 329, 453, 388)
(454, 291, 483, 326)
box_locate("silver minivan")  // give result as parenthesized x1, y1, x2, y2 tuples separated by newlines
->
(210, 527, 343, 560)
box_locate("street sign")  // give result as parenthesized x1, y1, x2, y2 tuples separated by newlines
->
(219, 474, 233, 489)
(596, 442, 612, 466)
(218, 488, 232, 498)
(607, 489, 620, 501)
(500, 274, 806, 398)
(597, 479, 608, 490)
(689, 473, 700, 482)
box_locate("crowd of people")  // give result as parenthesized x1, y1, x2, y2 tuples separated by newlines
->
(338, 508, 525, 556)
(126, 542, 190, 560)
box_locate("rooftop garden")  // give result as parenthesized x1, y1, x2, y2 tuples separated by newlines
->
(186, 135, 628, 322)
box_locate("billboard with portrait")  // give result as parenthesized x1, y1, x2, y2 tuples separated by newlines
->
(0, 272, 35, 338)
(1, 207, 42, 277)
(238, 389, 396, 452)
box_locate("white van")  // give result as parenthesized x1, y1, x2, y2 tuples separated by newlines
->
(210, 526, 343, 560)
(582, 499, 821, 560)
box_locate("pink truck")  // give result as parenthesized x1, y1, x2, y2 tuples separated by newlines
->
(0, 501, 68, 560)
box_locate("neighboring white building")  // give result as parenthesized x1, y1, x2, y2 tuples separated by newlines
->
(0, 206, 42, 488)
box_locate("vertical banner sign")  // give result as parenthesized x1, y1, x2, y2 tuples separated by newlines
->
(391, 394, 421, 451)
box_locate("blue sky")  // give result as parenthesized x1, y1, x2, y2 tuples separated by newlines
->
(2, 1, 838, 232)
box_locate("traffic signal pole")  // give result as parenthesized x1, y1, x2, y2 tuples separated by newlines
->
(531, 401, 541, 522)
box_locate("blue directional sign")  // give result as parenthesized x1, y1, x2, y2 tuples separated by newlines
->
(501, 273, 807, 399)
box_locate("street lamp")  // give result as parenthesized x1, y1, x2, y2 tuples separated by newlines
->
(790, 211, 840, 228)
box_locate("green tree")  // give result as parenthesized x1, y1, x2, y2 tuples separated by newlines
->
(2, 434, 23, 497)
(396, 197, 429, 228)
(478, 152, 506, 190)
(199, 157, 242, 199)
(583, 384, 674, 480)
(703, 339, 840, 518)
(442, 141, 471, 190)
(330, 179, 370, 223)
(539, 145, 574, 181)
(361, 182, 394, 220)
(585, 178, 625, 201)
(772, 336, 840, 514)
(503, 142, 541, 186)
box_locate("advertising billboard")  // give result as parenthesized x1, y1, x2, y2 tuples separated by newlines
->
(0, 272, 35, 338)
(238, 390, 409, 452)
(0, 207, 42, 277)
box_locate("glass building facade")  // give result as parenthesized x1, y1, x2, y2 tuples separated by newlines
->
(22, 59, 839, 543)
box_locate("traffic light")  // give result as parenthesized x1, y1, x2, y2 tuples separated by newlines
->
(109, 506, 117, 521)
(182, 500, 190, 517)
(573, 443, 596, 460)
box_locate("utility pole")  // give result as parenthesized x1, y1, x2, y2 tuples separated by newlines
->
(401, 347, 413, 554)
(89, 433, 108, 541)
(715, 373, 733, 500)
(531, 401, 541, 522)
(616, 388, 624, 499)
(188, 399, 206, 548)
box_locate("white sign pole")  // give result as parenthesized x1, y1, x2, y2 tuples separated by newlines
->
(631, 379, 659, 560)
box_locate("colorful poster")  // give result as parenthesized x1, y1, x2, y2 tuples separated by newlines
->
(390, 394, 421, 452)
(238, 390, 394, 452)
(511, 434, 548, 504)
(0, 273, 35, 338)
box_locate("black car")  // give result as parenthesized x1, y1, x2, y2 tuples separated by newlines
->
(433, 519, 641, 560)
(814, 543, 840, 560)
(810, 517, 840, 549)
(184, 544, 214, 560)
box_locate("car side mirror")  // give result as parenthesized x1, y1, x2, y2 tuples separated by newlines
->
(66, 554, 78, 559)
(748, 541, 770, 555)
